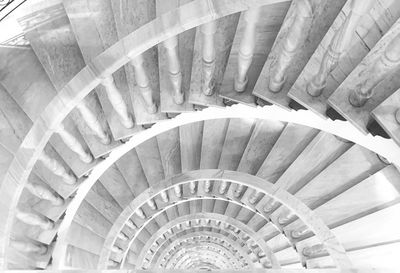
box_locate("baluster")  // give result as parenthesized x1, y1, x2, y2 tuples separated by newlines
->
(263, 200, 278, 213)
(189, 181, 197, 194)
(126, 219, 137, 231)
(291, 226, 309, 239)
(235, 8, 261, 92)
(163, 36, 184, 104)
(269, 0, 313, 93)
(39, 152, 77, 185)
(10, 240, 47, 255)
(201, 21, 218, 96)
(26, 182, 64, 206)
(112, 246, 123, 254)
(15, 209, 54, 230)
(101, 76, 134, 128)
(117, 232, 129, 241)
(307, 0, 374, 97)
(396, 109, 400, 124)
(234, 184, 244, 197)
(130, 55, 157, 114)
(75, 101, 111, 144)
(248, 190, 260, 204)
(56, 122, 93, 163)
(160, 190, 169, 202)
(174, 185, 182, 197)
(147, 199, 157, 210)
(204, 180, 211, 193)
(278, 212, 294, 225)
(349, 33, 400, 106)
(108, 260, 119, 267)
(302, 243, 325, 257)
(219, 181, 228, 194)
(136, 208, 146, 219)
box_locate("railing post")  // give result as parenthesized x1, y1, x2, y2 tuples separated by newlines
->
(75, 101, 111, 144)
(56, 122, 93, 163)
(163, 36, 184, 104)
(130, 55, 158, 114)
(235, 8, 260, 92)
(201, 21, 218, 96)
(101, 76, 134, 128)
(38, 152, 77, 185)
(307, 0, 374, 97)
(269, 0, 313, 93)
(349, 33, 400, 107)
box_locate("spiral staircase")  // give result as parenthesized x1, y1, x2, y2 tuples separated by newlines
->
(1, 0, 400, 272)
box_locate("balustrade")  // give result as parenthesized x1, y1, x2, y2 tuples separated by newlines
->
(38, 152, 77, 185)
(201, 21, 218, 96)
(269, 0, 313, 93)
(25, 182, 64, 206)
(235, 8, 260, 92)
(307, 0, 374, 97)
(349, 33, 400, 106)
(101, 76, 134, 128)
(56, 122, 93, 163)
(9, 240, 47, 255)
(163, 36, 184, 104)
(130, 55, 157, 114)
(15, 209, 54, 230)
(75, 101, 111, 144)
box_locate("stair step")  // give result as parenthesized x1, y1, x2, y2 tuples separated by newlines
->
(180, 121, 204, 172)
(328, 17, 400, 134)
(75, 200, 112, 238)
(256, 123, 318, 183)
(63, 0, 142, 140)
(188, 15, 240, 107)
(372, 87, 400, 146)
(253, 0, 346, 109)
(65, 245, 99, 268)
(19, 3, 120, 157)
(200, 119, 229, 169)
(237, 119, 285, 175)
(219, 2, 290, 106)
(66, 221, 105, 256)
(288, 0, 400, 117)
(157, 128, 181, 177)
(111, 0, 167, 125)
(156, 0, 195, 113)
(136, 137, 165, 186)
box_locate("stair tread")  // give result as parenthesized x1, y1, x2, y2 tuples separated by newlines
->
(200, 119, 229, 169)
(180, 121, 203, 172)
(19, 4, 120, 157)
(66, 244, 99, 268)
(136, 137, 165, 186)
(253, 0, 346, 109)
(188, 15, 240, 107)
(111, 0, 167, 125)
(219, 3, 289, 106)
(328, 18, 400, 134)
(372, 87, 400, 146)
(75, 200, 112, 238)
(63, 0, 142, 140)
(156, 0, 195, 113)
(157, 128, 181, 178)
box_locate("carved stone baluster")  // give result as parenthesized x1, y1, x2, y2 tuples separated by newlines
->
(117, 232, 129, 241)
(147, 199, 157, 210)
(396, 109, 400, 124)
(101, 76, 134, 128)
(160, 190, 169, 202)
(263, 200, 278, 213)
(307, 0, 374, 97)
(189, 181, 197, 194)
(269, 0, 313, 93)
(248, 190, 260, 204)
(108, 260, 119, 267)
(219, 181, 228, 194)
(234, 184, 244, 197)
(136, 208, 146, 219)
(15, 209, 54, 230)
(163, 36, 184, 104)
(349, 33, 400, 106)
(302, 243, 325, 257)
(174, 185, 182, 197)
(204, 180, 211, 193)
(39, 152, 77, 185)
(25, 182, 64, 206)
(291, 226, 309, 239)
(56, 122, 93, 163)
(126, 219, 137, 231)
(130, 55, 157, 114)
(75, 102, 111, 144)
(235, 8, 261, 92)
(278, 212, 294, 225)
(10, 240, 47, 255)
(201, 21, 218, 96)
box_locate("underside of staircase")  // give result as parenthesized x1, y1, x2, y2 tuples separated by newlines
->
(1, 0, 400, 272)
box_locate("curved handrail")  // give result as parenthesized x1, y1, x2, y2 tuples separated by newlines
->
(0, 0, 285, 267)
